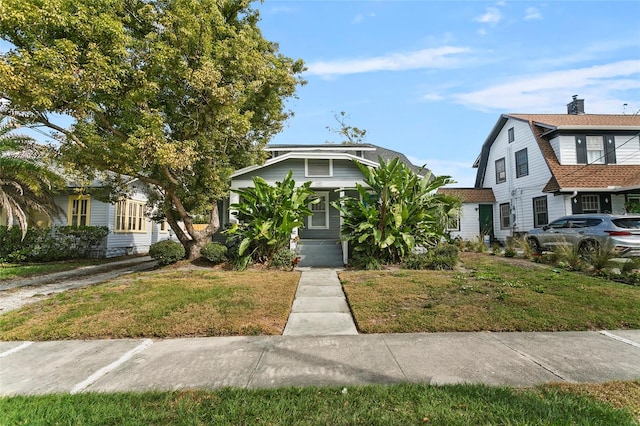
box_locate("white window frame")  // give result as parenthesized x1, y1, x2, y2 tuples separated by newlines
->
(586, 136, 605, 164)
(305, 159, 333, 178)
(582, 195, 600, 213)
(446, 209, 460, 231)
(114, 199, 148, 233)
(495, 158, 506, 184)
(308, 191, 330, 229)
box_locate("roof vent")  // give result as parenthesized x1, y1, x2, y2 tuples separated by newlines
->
(567, 95, 585, 115)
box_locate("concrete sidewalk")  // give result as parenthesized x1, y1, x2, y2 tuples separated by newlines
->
(1, 330, 639, 396)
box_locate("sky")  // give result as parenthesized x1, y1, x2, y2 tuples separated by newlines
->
(254, 0, 640, 187)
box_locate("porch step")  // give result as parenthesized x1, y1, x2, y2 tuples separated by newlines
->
(296, 239, 344, 268)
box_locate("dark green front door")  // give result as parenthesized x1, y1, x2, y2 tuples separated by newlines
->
(478, 204, 494, 238)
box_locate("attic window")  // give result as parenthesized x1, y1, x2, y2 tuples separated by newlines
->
(508, 127, 515, 143)
(306, 159, 333, 177)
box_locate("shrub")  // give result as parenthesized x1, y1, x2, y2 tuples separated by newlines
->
(200, 242, 227, 265)
(0, 225, 109, 262)
(149, 240, 185, 265)
(403, 244, 459, 270)
(269, 247, 296, 269)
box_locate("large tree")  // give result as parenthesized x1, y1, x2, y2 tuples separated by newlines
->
(0, 0, 305, 258)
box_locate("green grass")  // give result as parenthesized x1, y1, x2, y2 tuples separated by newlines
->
(1, 382, 637, 425)
(0, 268, 300, 340)
(340, 252, 640, 333)
(0, 259, 112, 281)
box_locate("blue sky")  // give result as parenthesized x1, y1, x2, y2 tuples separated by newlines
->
(255, 0, 640, 186)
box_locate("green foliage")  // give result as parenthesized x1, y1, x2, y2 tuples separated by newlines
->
(224, 172, 317, 267)
(149, 240, 185, 266)
(403, 244, 459, 270)
(199, 242, 227, 265)
(0, 225, 109, 262)
(0, 0, 305, 259)
(333, 157, 460, 265)
(0, 116, 65, 238)
(325, 111, 367, 144)
(269, 247, 296, 269)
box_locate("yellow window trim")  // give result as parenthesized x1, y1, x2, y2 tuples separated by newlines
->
(67, 195, 91, 227)
(114, 199, 149, 233)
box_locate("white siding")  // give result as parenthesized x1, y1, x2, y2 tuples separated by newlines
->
(615, 134, 640, 164)
(482, 118, 554, 242)
(557, 135, 578, 165)
(448, 203, 482, 241)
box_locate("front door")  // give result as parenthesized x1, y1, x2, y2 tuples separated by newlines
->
(478, 204, 494, 239)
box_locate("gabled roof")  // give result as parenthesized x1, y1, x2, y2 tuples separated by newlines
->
(437, 187, 496, 203)
(234, 143, 427, 177)
(474, 113, 640, 191)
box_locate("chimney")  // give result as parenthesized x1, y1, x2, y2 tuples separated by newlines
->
(567, 95, 585, 115)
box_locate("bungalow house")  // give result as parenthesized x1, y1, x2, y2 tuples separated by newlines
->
(440, 97, 640, 244)
(226, 143, 426, 266)
(1, 178, 171, 258)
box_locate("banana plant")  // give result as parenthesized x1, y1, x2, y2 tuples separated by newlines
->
(224, 171, 318, 267)
(332, 157, 460, 266)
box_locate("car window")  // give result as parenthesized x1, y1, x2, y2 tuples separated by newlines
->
(549, 219, 568, 229)
(569, 220, 586, 228)
(585, 218, 603, 227)
(612, 218, 640, 229)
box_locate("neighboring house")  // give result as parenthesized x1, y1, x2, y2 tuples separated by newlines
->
(0, 177, 173, 258)
(48, 180, 170, 258)
(225, 143, 426, 264)
(441, 97, 640, 243)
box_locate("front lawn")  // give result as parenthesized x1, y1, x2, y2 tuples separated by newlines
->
(340, 252, 640, 333)
(1, 382, 638, 425)
(0, 259, 114, 281)
(0, 267, 299, 340)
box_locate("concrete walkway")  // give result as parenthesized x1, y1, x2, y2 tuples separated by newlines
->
(1, 259, 639, 396)
(284, 268, 357, 336)
(1, 330, 639, 395)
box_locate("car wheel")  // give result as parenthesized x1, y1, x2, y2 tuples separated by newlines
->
(528, 238, 542, 254)
(578, 240, 599, 261)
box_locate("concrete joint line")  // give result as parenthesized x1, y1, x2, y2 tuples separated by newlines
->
(245, 343, 269, 388)
(381, 336, 409, 381)
(0, 341, 33, 358)
(70, 339, 154, 394)
(490, 336, 572, 383)
(598, 331, 640, 349)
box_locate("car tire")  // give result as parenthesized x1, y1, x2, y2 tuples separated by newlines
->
(578, 240, 599, 260)
(528, 238, 542, 254)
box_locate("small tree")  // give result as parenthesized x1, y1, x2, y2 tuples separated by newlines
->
(224, 171, 317, 268)
(325, 111, 367, 145)
(332, 157, 460, 266)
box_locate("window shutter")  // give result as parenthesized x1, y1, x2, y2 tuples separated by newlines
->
(575, 136, 587, 164)
(605, 136, 616, 164)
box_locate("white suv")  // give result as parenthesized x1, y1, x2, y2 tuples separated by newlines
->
(526, 214, 640, 258)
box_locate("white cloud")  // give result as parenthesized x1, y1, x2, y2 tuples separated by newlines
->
(352, 12, 375, 24)
(452, 60, 640, 113)
(474, 7, 502, 24)
(408, 158, 478, 187)
(306, 46, 471, 77)
(524, 7, 542, 20)
(422, 93, 445, 101)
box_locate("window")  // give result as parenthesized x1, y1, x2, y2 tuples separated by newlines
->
(508, 127, 515, 143)
(581, 195, 600, 213)
(515, 148, 528, 178)
(159, 220, 169, 233)
(495, 158, 506, 184)
(115, 199, 148, 232)
(309, 192, 329, 229)
(68, 196, 90, 227)
(305, 159, 332, 177)
(446, 209, 460, 231)
(500, 203, 510, 230)
(533, 196, 548, 228)
(586, 136, 605, 164)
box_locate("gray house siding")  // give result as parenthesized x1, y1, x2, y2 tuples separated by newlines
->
(234, 158, 366, 185)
